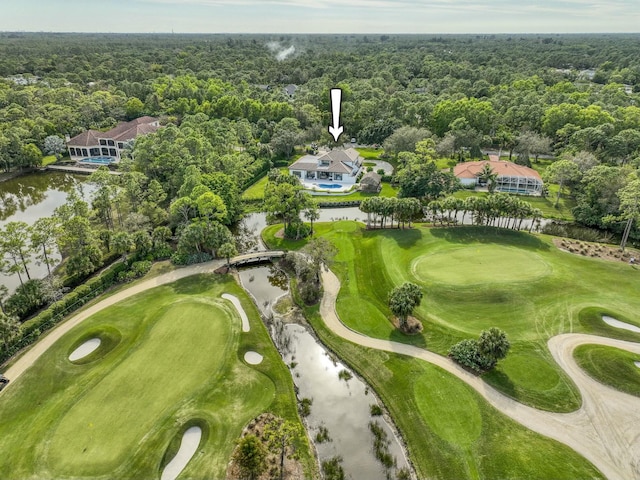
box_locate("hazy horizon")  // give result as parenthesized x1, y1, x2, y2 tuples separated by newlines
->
(2, 1, 638, 35)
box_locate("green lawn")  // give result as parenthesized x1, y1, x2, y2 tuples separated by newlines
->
(355, 147, 384, 160)
(264, 222, 640, 413)
(574, 344, 640, 397)
(453, 190, 576, 221)
(41, 155, 57, 166)
(314, 182, 398, 203)
(295, 283, 603, 480)
(262, 221, 640, 477)
(242, 167, 289, 202)
(0, 275, 315, 479)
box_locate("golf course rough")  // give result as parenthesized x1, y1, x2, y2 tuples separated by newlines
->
(0, 275, 311, 479)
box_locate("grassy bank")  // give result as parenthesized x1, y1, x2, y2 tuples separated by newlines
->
(0, 275, 315, 479)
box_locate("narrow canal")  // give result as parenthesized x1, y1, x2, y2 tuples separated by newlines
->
(237, 264, 411, 480)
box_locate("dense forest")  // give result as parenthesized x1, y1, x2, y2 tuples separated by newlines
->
(1, 33, 640, 343)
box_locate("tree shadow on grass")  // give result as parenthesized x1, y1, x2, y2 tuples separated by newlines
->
(430, 226, 550, 251)
(388, 329, 427, 349)
(171, 273, 225, 295)
(482, 368, 518, 399)
(578, 307, 640, 343)
(372, 227, 422, 249)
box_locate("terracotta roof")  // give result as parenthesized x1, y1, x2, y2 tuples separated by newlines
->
(102, 117, 159, 142)
(67, 129, 102, 147)
(67, 117, 159, 146)
(453, 161, 542, 180)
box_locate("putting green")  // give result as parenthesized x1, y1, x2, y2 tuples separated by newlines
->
(0, 275, 314, 479)
(411, 245, 551, 286)
(47, 301, 231, 475)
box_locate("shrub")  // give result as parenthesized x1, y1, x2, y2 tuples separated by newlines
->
(131, 260, 152, 278)
(171, 252, 213, 265)
(299, 281, 320, 304)
(300, 397, 313, 417)
(5, 279, 49, 320)
(315, 426, 331, 443)
(321, 456, 345, 480)
(370, 404, 383, 416)
(284, 221, 311, 240)
(449, 339, 486, 373)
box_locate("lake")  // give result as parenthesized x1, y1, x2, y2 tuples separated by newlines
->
(0, 171, 92, 293)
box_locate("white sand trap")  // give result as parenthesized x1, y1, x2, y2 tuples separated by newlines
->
(244, 351, 263, 365)
(68, 338, 101, 361)
(635, 361, 640, 368)
(160, 426, 202, 480)
(602, 315, 640, 333)
(222, 294, 250, 332)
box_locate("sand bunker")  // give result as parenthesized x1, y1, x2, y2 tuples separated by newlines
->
(244, 351, 263, 365)
(635, 361, 640, 368)
(222, 294, 250, 332)
(68, 338, 101, 361)
(160, 426, 202, 480)
(602, 316, 640, 333)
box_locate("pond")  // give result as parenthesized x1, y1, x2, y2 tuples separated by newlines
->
(0, 172, 93, 293)
(238, 264, 410, 480)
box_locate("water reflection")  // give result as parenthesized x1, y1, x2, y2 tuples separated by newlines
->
(239, 264, 410, 480)
(237, 265, 288, 317)
(0, 172, 89, 224)
(0, 172, 93, 293)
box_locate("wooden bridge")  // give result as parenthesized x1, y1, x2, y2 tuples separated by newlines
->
(228, 250, 286, 267)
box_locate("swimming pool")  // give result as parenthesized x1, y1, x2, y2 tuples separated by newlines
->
(79, 156, 115, 165)
(318, 184, 343, 189)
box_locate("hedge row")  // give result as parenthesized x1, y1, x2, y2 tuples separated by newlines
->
(1, 262, 127, 365)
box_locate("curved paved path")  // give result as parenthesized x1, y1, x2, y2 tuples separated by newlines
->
(319, 268, 640, 480)
(3, 260, 224, 382)
(4, 260, 640, 479)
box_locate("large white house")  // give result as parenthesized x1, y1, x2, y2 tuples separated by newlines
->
(288, 148, 363, 186)
(66, 116, 160, 162)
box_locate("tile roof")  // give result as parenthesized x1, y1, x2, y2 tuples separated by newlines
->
(67, 129, 102, 147)
(67, 117, 159, 146)
(289, 148, 362, 175)
(453, 160, 542, 180)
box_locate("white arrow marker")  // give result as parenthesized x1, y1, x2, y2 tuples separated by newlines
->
(328, 88, 344, 142)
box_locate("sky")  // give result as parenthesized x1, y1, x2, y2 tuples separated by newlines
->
(1, 0, 638, 34)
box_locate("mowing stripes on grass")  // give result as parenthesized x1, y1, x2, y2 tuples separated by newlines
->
(47, 301, 231, 475)
(0, 275, 315, 479)
(574, 344, 640, 397)
(411, 245, 551, 286)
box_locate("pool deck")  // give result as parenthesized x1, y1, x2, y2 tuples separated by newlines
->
(46, 165, 122, 176)
(302, 181, 354, 193)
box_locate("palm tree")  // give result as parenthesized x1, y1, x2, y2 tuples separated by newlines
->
(478, 327, 510, 368)
(303, 202, 320, 236)
(477, 163, 498, 193)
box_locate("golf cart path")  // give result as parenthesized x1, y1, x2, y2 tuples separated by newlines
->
(319, 268, 640, 480)
(4, 261, 640, 479)
(3, 260, 224, 382)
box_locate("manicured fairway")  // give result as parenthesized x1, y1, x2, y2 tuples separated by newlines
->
(0, 275, 313, 479)
(574, 344, 640, 397)
(264, 222, 640, 413)
(262, 221, 640, 478)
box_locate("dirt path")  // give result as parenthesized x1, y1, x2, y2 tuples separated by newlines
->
(4, 261, 640, 479)
(3, 260, 223, 382)
(319, 268, 640, 480)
